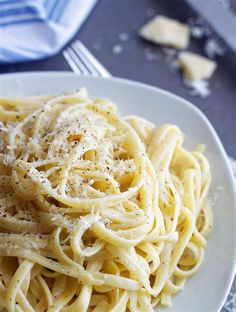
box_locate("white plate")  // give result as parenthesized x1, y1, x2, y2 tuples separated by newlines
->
(0, 72, 236, 312)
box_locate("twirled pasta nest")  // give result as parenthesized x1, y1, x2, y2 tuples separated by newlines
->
(0, 89, 212, 312)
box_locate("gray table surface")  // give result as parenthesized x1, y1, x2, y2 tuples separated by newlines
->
(0, 0, 235, 311)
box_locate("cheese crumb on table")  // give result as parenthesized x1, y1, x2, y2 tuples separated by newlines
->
(204, 38, 226, 58)
(139, 15, 190, 49)
(118, 33, 129, 42)
(112, 44, 123, 54)
(184, 79, 210, 98)
(191, 26, 205, 38)
(178, 51, 217, 81)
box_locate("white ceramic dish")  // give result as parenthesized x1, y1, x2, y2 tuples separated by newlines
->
(0, 72, 235, 312)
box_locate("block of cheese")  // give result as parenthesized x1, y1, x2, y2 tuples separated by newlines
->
(139, 16, 190, 49)
(178, 52, 217, 80)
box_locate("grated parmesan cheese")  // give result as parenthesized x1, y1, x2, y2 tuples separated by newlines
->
(204, 38, 226, 59)
(112, 44, 123, 55)
(191, 26, 205, 38)
(183, 79, 210, 98)
(118, 33, 129, 42)
(144, 49, 159, 61)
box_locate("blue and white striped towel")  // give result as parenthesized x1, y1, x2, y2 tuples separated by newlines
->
(0, 0, 97, 64)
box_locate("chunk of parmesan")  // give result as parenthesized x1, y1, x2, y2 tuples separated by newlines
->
(179, 52, 217, 81)
(139, 16, 190, 49)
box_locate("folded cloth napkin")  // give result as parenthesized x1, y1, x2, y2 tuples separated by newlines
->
(0, 0, 97, 64)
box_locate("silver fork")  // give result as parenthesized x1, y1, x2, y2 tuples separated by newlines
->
(63, 40, 111, 78)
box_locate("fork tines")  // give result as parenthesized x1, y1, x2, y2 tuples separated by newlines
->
(63, 40, 111, 78)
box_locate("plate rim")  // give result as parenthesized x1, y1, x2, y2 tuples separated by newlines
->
(1, 71, 236, 311)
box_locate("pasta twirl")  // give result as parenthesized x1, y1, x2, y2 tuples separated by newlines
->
(0, 89, 212, 311)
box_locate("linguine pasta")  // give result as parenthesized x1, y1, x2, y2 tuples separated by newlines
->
(0, 89, 212, 311)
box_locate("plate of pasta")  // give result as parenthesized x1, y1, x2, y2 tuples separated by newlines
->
(0, 72, 235, 312)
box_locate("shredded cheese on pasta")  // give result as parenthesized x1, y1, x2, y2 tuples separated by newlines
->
(0, 89, 212, 311)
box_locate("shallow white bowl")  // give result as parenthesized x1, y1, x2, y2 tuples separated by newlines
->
(0, 72, 235, 312)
